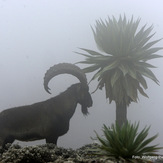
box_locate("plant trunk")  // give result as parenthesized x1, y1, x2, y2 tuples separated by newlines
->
(116, 103, 127, 127)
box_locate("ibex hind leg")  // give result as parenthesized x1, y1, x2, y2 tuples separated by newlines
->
(0, 139, 4, 152)
(0, 137, 13, 153)
(1, 136, 15, 149)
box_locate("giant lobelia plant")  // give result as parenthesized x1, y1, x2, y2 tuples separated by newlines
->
(76, 15, 163, 126)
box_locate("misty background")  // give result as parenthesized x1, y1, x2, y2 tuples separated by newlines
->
(0, 0, 163, 154)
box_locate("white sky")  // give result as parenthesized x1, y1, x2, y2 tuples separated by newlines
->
(0, 0, 163, 154)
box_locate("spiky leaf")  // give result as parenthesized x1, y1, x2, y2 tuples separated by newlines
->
(76, 15, 163, 106)
(93, 121, 162, 160)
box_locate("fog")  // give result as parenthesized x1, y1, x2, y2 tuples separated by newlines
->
(0, 0, 163, 154)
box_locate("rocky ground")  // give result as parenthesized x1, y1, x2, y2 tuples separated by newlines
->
(0, 143, 162, 163)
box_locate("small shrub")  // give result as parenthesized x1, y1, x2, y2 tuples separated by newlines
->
(93, 121, 162, 161)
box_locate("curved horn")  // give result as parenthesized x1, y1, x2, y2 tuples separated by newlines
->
(44, 63, 88, 94)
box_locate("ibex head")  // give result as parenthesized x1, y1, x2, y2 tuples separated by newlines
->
(43, 63, 93, 115)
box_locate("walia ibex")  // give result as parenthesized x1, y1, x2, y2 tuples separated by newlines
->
(0, 63, 93, 148)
